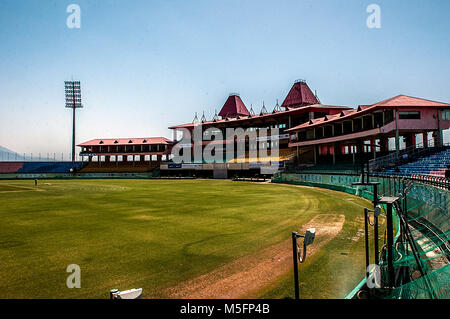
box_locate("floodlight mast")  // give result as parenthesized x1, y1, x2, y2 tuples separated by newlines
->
(65, 81, 83, 162)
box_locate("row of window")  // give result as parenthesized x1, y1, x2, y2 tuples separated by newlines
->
(82, 146, 166, 153)
(202, 124, 288, 135)
(296, 110, 429, 141)
(98, 140, 152, 145)
(84, 155, 171, 162)
(398, 111, 420, 120)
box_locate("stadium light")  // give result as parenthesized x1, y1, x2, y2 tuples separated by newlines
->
(292, 228, 315, 299)
(65, 81, 83, 162)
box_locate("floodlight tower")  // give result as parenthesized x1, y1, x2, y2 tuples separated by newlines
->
(65, 81, 83, 162)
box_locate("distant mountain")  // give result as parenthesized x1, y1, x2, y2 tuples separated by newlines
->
(0, 146, 59, 161)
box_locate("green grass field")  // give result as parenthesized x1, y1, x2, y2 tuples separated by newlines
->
(0, 179, 375, 299)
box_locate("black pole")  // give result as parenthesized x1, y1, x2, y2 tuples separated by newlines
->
(386, 203, 395, 287)
(366, 151, 370, 183)
(373, 184, 379, 265)
(292, 232, 299, 299)
(374, 215, 379, 266)
(364, 208, 370, 277)
(359, 142, 365, 183)
(403, 180, 407, 214)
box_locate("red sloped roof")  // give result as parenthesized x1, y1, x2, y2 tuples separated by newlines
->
(77, 137, 172, 147)
(281, 81, 319, 108)
(371, 95, 450, 107)
(218, 94, 250, 118)
(168, 104, 350, 130)
(286, 94, 450, 132)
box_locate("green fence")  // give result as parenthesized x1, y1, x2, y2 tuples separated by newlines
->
(272, 172, 449, 299)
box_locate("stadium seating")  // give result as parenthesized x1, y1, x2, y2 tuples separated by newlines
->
(377, 148, 450, 178)
(296, 162, 358, 174)
(0, 161, 83, 174)
(0, 162, 24, 173)
(226, 148, 297, 163)
(79, 161, 159, 173)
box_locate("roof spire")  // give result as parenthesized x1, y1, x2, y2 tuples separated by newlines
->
(273, 99, 282, 112)
(219, 94, 250, 119)
(201, 111, 206, 122)
(281, 80, 319, 108)
(213, 109, 219, 121)
(260, 101, 268, 115)
(192, 112, 199, 123)
(249, 104, 255, 116)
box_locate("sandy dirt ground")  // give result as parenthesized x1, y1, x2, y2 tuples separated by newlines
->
(162, 214, 345, 299)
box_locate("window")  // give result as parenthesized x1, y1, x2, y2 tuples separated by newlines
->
(442, 109, 450, 121)
(399, 111, 420, 119)
(384, 110, 394, 123)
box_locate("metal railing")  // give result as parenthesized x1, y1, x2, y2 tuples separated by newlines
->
(371, 173, 450, 191)
(369, 139, 449, 171)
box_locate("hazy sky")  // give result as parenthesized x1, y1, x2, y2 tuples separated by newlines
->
(0, 0, 449, 155)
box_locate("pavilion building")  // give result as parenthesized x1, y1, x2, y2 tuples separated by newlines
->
(286, 95, 450, 167)
(167, 80, 351, 172)
(77, 137, 173, 172)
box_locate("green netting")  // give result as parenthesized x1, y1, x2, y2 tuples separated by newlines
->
(389, 264, 450, 299)
(272, 172, 450, 299)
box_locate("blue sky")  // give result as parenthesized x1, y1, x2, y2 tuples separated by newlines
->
(0, 0, 449, 155)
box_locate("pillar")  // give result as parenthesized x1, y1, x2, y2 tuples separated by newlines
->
(373, 138, 377, 159)
(404, 133, 415, 149)
(352, 146, 355, 164)
(423, 132, 428, 148)
(332, 144, 336, 165)
(314, 145, 317, 164)
(433, 130, 441, 148)
(381, 137, 389, 154)
(395, 109, 399, 153)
